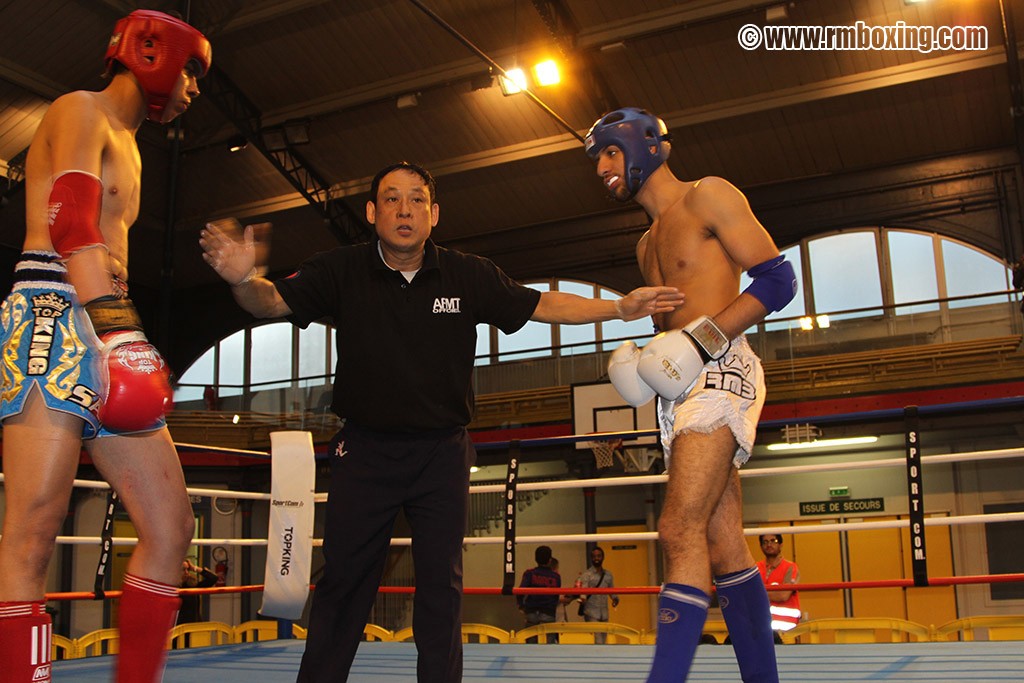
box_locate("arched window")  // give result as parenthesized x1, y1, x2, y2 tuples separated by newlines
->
(176, 242, 1017, 404)
(745, 229, 1017, 356)
(485, 279, 654, 364)
(174, 322, 333, 405)
(176, 280, 651, 401)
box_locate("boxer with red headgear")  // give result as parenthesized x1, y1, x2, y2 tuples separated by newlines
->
(0, 10, 210, 683)
(104, 9, 211, 123)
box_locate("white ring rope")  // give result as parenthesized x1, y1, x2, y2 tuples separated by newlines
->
(43, 511, 1024, 549)
(467, 447, 1024, 493)
(3, 444, 1022, 548)
(4, 446, 1017, 498)
(174, 442, 269, 457)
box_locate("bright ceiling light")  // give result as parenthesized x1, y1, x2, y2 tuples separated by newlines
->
(816, 314, 831, 329)
(500, 67, 527, 95)
(766, 436, 879, 452)
(533, 59, 560, 86)
(799, 316, 814, 331)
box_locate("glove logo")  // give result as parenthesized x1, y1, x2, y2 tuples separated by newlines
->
(334, 440, 347, 459)
(112, 343, 165, 374)
(659, 358, 682, 383)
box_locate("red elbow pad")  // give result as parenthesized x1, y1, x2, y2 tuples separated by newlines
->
(48, 171, 105, 259)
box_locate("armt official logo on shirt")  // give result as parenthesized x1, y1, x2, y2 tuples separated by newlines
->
(432, 297, 461, 314)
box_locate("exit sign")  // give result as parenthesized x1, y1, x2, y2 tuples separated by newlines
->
(800, 498, 885, 516)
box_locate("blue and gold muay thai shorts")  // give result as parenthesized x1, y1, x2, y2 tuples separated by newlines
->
(0, 251, 103, 438)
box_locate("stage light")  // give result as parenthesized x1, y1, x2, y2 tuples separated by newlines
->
(500, 67, 527, 95)
(533, 59, 560, 86)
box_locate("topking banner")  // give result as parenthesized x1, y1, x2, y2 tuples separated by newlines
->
(260, 431, 315, 620)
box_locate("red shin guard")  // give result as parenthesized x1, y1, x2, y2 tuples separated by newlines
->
(0, 601, 53, 683)
(116, 574, 180, 683)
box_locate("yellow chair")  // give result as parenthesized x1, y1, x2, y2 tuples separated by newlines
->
(362, 624, 394, 641)
(52, 634, 76, 660)
(702, 620, 729, 644)
(169, 621, 234, 649)
(76, 628, 120, 657)
(781, 618, 931, 644)
(512, 621, 640, 644)
(461, 623, 512, 644)
(232, 619, 280, 643)
(393, 626, 415, 642)
(933, 615, 1024, 642)
(641, 624, 727, 645)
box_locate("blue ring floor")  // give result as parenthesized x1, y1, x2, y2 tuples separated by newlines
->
(53, 640, 1024, 682)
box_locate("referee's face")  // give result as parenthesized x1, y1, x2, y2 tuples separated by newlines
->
(367, 168, 439, 259)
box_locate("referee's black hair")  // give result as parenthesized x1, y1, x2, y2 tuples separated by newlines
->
(369, 161, 436, 204)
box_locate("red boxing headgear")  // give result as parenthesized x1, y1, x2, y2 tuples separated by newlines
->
(105, 10, 212, 123)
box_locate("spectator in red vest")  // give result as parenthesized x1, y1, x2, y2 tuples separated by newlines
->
(755, 534, 801, 640)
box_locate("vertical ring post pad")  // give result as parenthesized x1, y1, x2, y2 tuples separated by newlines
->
(261, 431, 316, 620)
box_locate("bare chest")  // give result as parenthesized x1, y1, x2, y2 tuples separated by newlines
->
(100, 133, 142, 228)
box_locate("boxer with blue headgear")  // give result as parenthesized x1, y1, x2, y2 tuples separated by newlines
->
(585, 107, 672, 200)
(588, 108, 795, 682)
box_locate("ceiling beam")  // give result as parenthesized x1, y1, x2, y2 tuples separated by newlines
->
(248, 0, 780, 128)
(209, 44, 1013, 218)
(576, 0, 780, 49)
(0, 56, 68, 100)
(336, 46, 1011, 192)
(201, 65, 372, 243)
(531, 0, 618, 114)
(214, 0, 333, 35)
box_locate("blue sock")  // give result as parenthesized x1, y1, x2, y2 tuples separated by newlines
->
(716, 567, 779, 683)
(646, 583, 710, 683)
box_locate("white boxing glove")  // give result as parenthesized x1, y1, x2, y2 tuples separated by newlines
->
(637, 316, 730, 401)
(607, 341, 656, 407)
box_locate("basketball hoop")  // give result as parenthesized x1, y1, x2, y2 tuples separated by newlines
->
(589, 438, 623, 470)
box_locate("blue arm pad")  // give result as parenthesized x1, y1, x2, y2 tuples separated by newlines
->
(743, 255, 797, 313)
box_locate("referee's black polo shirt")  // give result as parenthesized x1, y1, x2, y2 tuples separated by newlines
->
(275, 239, 541, 433)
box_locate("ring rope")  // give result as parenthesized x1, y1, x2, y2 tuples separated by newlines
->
(7, 435, 1022, 606)
(174, 442, 270, 458)
(43, 571, 1024, 602)
(43, 510, 1024, 550)
(3, 446, 1016, 497)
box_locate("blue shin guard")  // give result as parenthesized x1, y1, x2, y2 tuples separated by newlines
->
(645, 584, 710, 683)
(715, 567, 779, 683)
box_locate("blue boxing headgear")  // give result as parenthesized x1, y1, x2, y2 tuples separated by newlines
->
(585, 108, 671, 200)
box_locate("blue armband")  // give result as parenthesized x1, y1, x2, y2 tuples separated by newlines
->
(743, 255, 797, 313)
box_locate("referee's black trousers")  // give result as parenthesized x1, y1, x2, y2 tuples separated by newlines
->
(296, 424, 474, 683)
